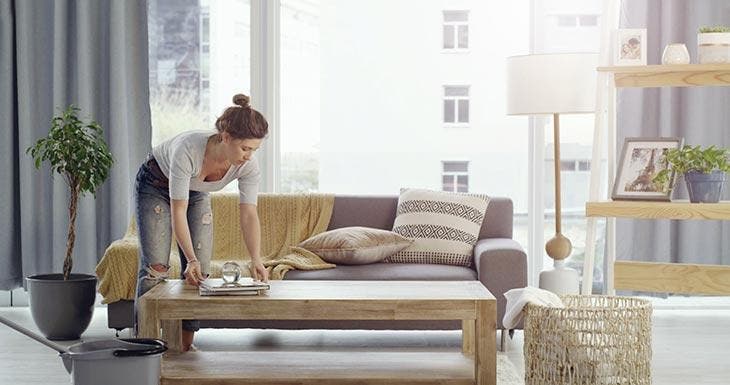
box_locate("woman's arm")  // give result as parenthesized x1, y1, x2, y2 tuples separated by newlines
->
(239, 203, 268, 281)
(171, 199, 206, 285)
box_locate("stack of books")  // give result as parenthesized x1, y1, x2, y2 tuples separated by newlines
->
(199, 277, 270, 296)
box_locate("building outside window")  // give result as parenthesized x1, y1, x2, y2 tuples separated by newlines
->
(148, 0, 250, 147)
(560, 159, 591, 171)
(443, 10, 469, 50)
(442, 161, 469, 193)
(443, 85, 469, 124)
(555, 14, 598, 27)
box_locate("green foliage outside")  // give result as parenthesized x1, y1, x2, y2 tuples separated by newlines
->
(654, 145, 730, 187)
(698, 26, 730, 33)
(27, 106, 114, 280)
(150, 89, 209, 146)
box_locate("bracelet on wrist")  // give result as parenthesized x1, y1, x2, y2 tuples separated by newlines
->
(187, 259, 199, 264)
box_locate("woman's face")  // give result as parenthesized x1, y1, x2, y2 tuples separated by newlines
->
(222, 133, 262, 166)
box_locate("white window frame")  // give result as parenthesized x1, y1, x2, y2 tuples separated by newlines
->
(199, 7, 211, 112)
(443, 85, 470, 127)
(252, 0, 281, 192)
(442, 10, 469, 52)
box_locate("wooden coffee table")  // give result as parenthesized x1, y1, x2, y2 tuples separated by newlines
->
(138, 280, 496, 385)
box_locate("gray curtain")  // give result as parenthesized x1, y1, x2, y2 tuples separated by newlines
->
(0, 0, 151, 289)
(617, 0, 730, 268)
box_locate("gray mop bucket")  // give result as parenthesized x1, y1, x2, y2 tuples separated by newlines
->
(61, 338, 167, 385)
(0, 315, 166, 385)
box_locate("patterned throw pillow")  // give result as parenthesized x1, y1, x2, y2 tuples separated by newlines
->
(298, 227, 413, 265)
(386, 188, 490, 267)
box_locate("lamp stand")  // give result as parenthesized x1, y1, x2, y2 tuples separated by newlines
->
(539, 113, 579, 295)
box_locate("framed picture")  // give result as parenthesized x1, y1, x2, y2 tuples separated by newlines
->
(615, 29, 647, 65)
(612, 137, 683, 201)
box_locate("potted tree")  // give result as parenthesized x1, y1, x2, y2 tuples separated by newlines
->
(654, 145, 730, 203)
(26, 106, 114, 340)
(698, 26, 730, 64)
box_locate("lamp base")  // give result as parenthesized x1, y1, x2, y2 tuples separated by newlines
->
(539, 260, 580, 295)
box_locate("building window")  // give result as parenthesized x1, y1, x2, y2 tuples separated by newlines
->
(578, 15, 598, 26)
(560, 160, 576, 171)
(443, 86, 469, 124)
(560, 160, 591, 172)
(442, 161, 469, 193)
(556, 15, 576, 27)
(556, 14, 599, 28)
(443, 10, 469, 50)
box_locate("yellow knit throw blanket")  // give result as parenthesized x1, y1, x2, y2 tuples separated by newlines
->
(96, 192, 335, 304)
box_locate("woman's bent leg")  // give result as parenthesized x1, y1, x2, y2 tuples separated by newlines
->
(179, 192, 213, 347)
(136, 189, 173, 298)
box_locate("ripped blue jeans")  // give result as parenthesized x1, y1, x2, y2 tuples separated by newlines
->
(134, 155, 212, 332)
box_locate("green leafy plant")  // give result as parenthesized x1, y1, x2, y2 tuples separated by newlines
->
(27, 106, 114, 280)
(653, 145, 730, 187)
(698, 26, 730, 33)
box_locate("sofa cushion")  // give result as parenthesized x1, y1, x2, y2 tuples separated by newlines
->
(386, 188, 489, 267)
(284, 263, 478, 280)
(298, 227, 413, 265)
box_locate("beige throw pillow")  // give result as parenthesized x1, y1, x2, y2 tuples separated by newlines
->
(298, 227, 413, 265)
(386, 188, 490, 267)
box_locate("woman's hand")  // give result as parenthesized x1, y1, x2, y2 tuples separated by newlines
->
(183, 260, 206, 286)
(250, 258, 269, 282)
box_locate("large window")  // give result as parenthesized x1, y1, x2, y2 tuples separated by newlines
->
(279, 0, 320, 193)
(279, 1, 529, 198)
(148, 0, 251, 147)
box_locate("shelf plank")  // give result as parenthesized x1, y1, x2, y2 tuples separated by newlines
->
(162, 351, 475, 385)
(597, 64, 730, 87)
(586, 200, 730, 220)
(615, 261, 730, 295)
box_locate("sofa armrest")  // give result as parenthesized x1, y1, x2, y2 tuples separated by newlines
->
(473, 238, 527, 330)
(95, 236, 142, 304)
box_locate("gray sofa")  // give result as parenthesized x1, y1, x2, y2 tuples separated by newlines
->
(107, 195, 527, 335)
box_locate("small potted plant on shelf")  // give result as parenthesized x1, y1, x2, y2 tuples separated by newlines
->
(698, 25, 730, 64)
(26, 105, 114, 340)
(654, 145, 730, 203)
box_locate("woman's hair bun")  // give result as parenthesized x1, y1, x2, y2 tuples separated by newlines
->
(232, 93, 250, 108)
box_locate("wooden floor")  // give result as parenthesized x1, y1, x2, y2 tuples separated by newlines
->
(1, 306, 729, 384)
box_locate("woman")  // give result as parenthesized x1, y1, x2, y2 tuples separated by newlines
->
(135, 93, 269, 351)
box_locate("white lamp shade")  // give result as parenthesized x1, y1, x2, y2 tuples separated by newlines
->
(507, 53, 598, 115)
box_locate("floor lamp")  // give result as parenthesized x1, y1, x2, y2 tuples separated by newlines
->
(506, 53, 598, 295)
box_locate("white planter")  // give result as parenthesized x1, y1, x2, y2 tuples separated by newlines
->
(697, 32, 730, 63)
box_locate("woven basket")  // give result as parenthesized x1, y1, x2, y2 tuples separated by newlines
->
(524, 295, 652, 385)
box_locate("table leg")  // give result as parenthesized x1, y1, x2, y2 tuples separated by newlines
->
(475, 300, 496, 385)
(137, 297, 159, 339)
(462, 319, 475, 355)
(161, 320, 182, 352)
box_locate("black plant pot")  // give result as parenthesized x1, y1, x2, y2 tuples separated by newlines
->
(684, 170, 726, 203)
(26, 273, 97, 340)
